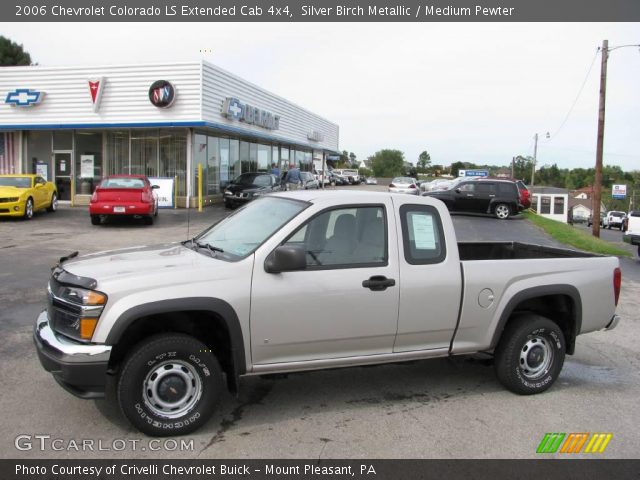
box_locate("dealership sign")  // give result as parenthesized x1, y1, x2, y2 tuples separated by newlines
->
(148, 177, 175, 208)
(459, 169, 489, 177)
(88, 77, 105, 112)
(307, 130, 324, 142)
(5, 89, 45, 107)
(222, 97, 280, 130)
(148, 80, 176, 108)
(612, 184, 626, 200)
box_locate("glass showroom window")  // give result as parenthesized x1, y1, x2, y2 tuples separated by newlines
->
(229, 139, 240, 180)
(106, 130, 130, 175)
(159, 129, 187, 197)
(131, 130, 158, 177)
(207, 136, 219, 195)
(25, 131, 52, 178)
(257, 144, 271, 172)
(75, 131, 103, 195)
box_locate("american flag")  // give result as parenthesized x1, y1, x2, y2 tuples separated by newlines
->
(0, 132, 16, 174)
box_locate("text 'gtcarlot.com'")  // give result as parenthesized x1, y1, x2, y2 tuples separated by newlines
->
(14, 434, 194, 452)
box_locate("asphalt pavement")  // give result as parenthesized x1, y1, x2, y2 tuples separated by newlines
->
(0, 189, 638, 459)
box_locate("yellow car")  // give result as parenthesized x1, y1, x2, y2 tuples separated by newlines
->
(0, 174, 58, 219)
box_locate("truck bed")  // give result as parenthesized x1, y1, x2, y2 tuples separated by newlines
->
(458, 241, 595, 261)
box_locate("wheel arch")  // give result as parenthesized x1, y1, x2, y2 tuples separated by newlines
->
(490, 285, 582, 355)
(105, 297, 246, 393)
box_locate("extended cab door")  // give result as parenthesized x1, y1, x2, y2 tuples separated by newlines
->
(392, 199, 463, 352)
(250, 199, 400, 365)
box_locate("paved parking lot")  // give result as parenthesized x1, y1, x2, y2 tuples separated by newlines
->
(1, 190, 639, 459)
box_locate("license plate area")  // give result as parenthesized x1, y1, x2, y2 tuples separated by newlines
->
(113, 206, 126, 213)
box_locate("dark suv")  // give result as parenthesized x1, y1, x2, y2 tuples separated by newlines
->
(422, 179, 520, 219)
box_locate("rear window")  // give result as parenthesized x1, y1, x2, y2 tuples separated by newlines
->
(610, 212, 625, 217)
(101, 178, 146, 188)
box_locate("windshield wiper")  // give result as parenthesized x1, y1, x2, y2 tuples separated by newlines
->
(195, 241, 224, 258)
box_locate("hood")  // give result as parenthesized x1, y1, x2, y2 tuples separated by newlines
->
(61, 243, 208, 287)
(0, 186, 26, 197)
(225, 184, 267, 194)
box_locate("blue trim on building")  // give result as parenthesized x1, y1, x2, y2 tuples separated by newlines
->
(0, 121, 339, 154)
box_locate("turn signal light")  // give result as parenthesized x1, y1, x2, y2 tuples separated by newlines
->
(79, 318, 98, 340)
(85, 290, 107, 305)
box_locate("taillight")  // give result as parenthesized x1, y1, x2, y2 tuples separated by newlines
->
(613, 267, 621, 306)
(389, 183, 396, 188)
(410, 184, 417, 189)
(90, 192, 97, 203)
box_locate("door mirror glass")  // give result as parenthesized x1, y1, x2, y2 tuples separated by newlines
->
(265, 245, 307, 273)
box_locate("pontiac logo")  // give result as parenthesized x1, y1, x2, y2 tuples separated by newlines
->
(88, 78, 105, 112)
(5, 89, 45, 107)
(148, 80, 176, 108)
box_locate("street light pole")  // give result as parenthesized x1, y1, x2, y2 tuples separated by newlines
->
(592, 39, 608, 239)
(531, 133, 538, 187)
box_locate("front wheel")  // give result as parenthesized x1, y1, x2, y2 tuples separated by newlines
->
(23, 197, 34, 219)
(117, 334, 224, 436)
(494, 203, 511, 220)
(495, 314, 565, 395)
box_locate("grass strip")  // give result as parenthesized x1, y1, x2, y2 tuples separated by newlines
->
(523, 211, 630, 257)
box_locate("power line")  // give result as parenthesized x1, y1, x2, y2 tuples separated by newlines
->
(548, 48, 599, 140)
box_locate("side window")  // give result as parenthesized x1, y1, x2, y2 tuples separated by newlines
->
(458, 183, 474, 192)
(400, 204, 446, 264)
(475, 183, 493, 195)
(35, 177, 45, 186)
(497, 183, 515, 195)
(284, 206, 387, 268)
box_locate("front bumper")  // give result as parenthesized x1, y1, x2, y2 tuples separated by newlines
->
(34, 310, 111, 399)
(0, 199, 25, 216)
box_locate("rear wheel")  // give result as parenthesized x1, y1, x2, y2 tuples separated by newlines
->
(90, 215, 100, 225)
(495, 314, 565, 395)
(23, 197, 34, 220)
(47, 193, 58, 213)
(117, 333, 224, 436)
(494, 203, 511, 220)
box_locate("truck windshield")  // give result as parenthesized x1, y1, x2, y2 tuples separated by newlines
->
(194, 196, 307, 259)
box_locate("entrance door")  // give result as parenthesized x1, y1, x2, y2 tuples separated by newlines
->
(54, 153, 72, 201)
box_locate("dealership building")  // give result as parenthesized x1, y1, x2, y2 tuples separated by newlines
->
(0, 61, 339, 206)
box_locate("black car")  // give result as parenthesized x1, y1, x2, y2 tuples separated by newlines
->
(422, 179, 520, 219)
(223, 172, 281, 208)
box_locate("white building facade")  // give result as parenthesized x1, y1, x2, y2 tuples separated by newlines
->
(0, 61, 339, 206)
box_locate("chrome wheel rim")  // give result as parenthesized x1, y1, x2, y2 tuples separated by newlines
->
(519, 336, 553, 380)
(142, 360, 202, 418)
(496, 205, 509, 219)
(51, 195, 58, 211)
(25, 199, 33, 218)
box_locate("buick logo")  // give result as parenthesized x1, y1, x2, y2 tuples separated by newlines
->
(148, 80, 175, 108)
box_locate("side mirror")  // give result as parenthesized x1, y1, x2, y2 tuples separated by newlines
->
(151, 185, 160, 189)
(455, 188, 461, 193)
(265, 245, 307, 273)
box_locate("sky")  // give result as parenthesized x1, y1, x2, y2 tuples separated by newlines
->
(1, 22, 639, 171)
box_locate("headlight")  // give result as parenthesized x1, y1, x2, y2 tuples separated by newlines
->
(58, 285, 107, 306)
(224, 190, 233, 196)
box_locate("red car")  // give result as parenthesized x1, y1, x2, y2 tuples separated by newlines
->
(89, 175, 159, 225)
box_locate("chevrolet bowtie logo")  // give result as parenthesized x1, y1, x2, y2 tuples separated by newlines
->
(5, 89, 44, 107)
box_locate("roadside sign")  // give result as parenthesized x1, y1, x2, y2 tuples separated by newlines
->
(148, 177, 175, 208)
(459, 169, 489, 177)
(612, 184, 626, 200)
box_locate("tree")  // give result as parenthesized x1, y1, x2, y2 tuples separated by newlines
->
(0, 36, 32, 66)
(369, 149, 405, 178)
(417, 151, 431, 172)
(511, 155, 534, 181)
(349, 152, 357, 166)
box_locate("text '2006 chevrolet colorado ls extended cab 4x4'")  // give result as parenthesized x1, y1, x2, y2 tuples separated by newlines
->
(35, 191, 622, 436)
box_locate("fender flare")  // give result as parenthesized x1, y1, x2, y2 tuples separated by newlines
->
(105, 297, 246, 375)
(489, 284, 582, 354)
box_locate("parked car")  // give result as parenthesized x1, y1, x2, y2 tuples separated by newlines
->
(423, 179, 520, 219)
(623, 210, 640, 255)
(389, 177, 419, 195)
(89, 175, 158, 225)
(365, 177, 378, 185)
(34, 190, 621, 435)
(329, 170, 349, 186)
(342, 169, 360, 184)
(0, 174, 58, 219)
(314, 170, 331, 186)
(473, 177, 530, 209)
(300, 171, 319, 189)
(603, 211, 626, 230)
(223, 172, 281, 208)
(587, 211, 606, 227)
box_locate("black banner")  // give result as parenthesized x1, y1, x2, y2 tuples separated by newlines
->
(4, 459, 640, 480)
(4, 0, 640, 22)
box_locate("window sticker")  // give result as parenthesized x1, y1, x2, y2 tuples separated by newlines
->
(411, 213, 436, 250)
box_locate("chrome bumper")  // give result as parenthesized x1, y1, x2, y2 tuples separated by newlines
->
(603, 314, 621, 331)
(34, 310, 112, 398)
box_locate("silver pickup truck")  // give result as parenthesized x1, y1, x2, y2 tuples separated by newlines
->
(35, 191, 622, 436)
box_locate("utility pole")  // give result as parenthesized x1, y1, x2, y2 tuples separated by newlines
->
(531, 133, 538, 187)
(592, 39, 608, 238)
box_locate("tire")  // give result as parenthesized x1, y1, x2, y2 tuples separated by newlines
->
(494, 203, 511, 220)
(224, 200, 232, 209)
(47, 193, 58, 213)
(23, 197, 34, 220)
(495, 314, 565, 395)
(144, 216, 154, 225)
(90, 215, 100, 225)
(117, 333, 224, 436)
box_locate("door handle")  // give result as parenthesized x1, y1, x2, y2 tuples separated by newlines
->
(362, 275, 396, 291)
(466, 194, 474, 197)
